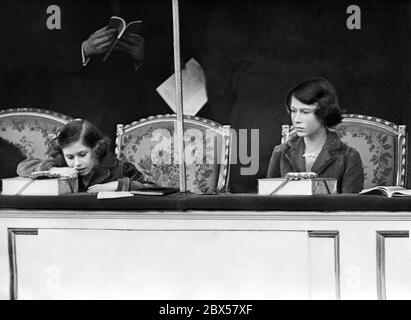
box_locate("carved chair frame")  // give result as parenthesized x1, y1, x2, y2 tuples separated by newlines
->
(116, 114, 232, 193)
(0, 107, 73, 124)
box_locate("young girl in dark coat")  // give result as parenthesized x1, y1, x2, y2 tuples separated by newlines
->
(17, 119, 151, 193)
(267, 78, 364, 194)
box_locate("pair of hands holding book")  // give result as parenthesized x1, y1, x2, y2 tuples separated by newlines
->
(82, 26, 144, 62)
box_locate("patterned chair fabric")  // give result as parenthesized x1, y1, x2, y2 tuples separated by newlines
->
(116, 114, 231, 193)
(0, 108, 73, 160)
(281, 114, 407, 188)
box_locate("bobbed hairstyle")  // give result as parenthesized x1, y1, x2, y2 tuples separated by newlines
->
(49, 120, 111, 166)
(285, 78, 342, 127)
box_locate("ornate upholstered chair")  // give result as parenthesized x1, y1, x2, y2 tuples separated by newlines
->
(115, 114, 231, 193)
(0, 108, 73, 160)
(281, 114, 407, 188)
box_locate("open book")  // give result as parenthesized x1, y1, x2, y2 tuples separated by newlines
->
(359, 186, 411, 197)
(97, 187, 179, 199)
(103, 16, 142, 61)
(131, 187, 179, 196)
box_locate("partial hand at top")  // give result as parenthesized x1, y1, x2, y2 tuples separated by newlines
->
(115, 33, 144, 62)
(82, 26, 117, 58)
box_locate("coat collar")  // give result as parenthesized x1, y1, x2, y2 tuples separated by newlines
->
(79, 153, 118, 188)
(284, 136, 306, 172)
(284, 129, 343, 174)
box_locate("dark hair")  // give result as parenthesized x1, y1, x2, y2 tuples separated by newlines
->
(285, 78, 342, 127)
(49, 120, 110, 166)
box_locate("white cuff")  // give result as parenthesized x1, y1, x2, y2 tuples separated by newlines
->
(81, 42, 90, 67)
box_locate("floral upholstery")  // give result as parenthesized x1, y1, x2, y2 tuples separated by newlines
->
(282, 114, 407, 188)
(116, 115, 231, 193)
(337, 123, 394, 188)
(0, 108, 73, 160)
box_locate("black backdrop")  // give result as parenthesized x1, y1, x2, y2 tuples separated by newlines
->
(0, 0, 410, 192)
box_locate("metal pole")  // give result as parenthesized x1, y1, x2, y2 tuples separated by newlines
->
(172, 0, 187, 192)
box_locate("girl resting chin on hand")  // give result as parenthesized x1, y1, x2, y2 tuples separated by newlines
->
(17, 119, 153, 193)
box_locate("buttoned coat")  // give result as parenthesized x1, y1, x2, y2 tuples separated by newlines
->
(267, 130, 364, 193)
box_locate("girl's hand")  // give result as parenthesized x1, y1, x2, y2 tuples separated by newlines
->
(49, 167, 78, 179)
(87, 181, 119, 193)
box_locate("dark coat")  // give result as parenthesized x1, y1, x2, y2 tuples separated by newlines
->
(16, 153, 148, 192)
(267, 130, 364, 194)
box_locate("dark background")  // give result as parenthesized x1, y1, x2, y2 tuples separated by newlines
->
(0, 0, 410, 192)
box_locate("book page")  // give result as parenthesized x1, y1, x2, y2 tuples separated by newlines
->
(124, 20, 142, 35)
(131, 187, 178, 196)
(97, 191, 134, 199)
(107, 16, 126, 38)
(392, 189, 411, 197)
(102, 16, 126, 61)
(359, 186, 405, 196)
(156, 58, 208, 116)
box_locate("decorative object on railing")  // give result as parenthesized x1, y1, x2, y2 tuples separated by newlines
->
(285, 172, 318, 180)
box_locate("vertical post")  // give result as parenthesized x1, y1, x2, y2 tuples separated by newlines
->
(8, 228, 38, 300)
(376, 232, 386, 300)
(376, 230, 409, 300)
(172, 0, 187, 192)
(308, 231, 341, 300)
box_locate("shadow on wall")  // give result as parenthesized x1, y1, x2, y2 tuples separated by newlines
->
(0, 138, 26, 187)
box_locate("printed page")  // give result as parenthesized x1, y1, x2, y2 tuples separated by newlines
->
(102, 16, 126, 61)
(97, 191, 134, 199)
(124, 20, 142, 35)
(156, 58, 208, 115)
(359, 186, 405, 196)
(392, 189, 411, 197)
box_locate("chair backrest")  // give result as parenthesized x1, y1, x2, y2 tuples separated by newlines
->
(115, 114, 231, 193)
(0, 108, 73, 160)
(281, 114, 407, 188)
